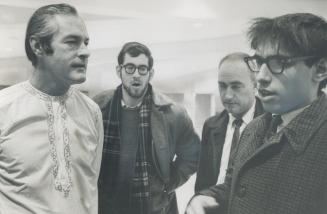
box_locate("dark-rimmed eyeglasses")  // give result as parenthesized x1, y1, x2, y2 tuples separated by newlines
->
(121, 64, 150, 75)
(244, 55, 319, 74)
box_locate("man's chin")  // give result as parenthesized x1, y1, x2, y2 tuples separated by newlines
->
(70, 76, 86, 85)
(227, 107, 242, 117)
(128, 92, 144, 98)
(225, 105, 237, 112)
(128, 88, 147, 98)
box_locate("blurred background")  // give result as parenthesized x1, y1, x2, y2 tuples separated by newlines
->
(1, 0, 326, 212)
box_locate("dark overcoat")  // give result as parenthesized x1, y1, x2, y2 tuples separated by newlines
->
(94, 88, 200, 214)
(200, 95, 327, 214)
(195, 99, 264, 192)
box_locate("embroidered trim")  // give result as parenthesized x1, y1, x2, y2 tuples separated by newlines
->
(22, 81, 73, 101)
(22, 82, 73, 197)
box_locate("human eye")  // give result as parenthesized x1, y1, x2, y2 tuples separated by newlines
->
(253, 55, 264, 66)
(124, 64, 136, 73)
(65, 39, 78, 45)
(84, 39, 89, 46)
(64, 39, 80, 49)
(231, 83, 242, 90)
(138, 65, 148, 72)
(218, 83, 227, 90)
(269, 56, 285, 68)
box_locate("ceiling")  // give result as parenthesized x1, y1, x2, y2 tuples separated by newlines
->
(0, 0, 326, 94)
(2, 0, 326, 55)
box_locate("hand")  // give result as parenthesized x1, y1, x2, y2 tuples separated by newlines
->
(184, 195, 219, 214)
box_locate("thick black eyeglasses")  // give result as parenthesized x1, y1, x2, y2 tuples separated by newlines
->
(244, 55, 318, 74)
(121, 64, 150, 75)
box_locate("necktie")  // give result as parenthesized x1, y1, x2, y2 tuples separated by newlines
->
(227, 118, 243, 171)
(266, 114, 282, 139)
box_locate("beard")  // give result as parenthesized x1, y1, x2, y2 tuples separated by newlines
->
(122, 82, 148, 99)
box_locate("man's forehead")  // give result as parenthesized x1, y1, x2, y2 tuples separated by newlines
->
(218, 60, 254, 84)
(220, 57, 248, 69)
(123, 53, 149, 63)
(53, 15, 88, 36)
(218, 79, 243, 85)
(218, 68, 251, 82)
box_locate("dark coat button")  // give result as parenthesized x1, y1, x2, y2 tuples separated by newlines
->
(226, 167, 233, 174)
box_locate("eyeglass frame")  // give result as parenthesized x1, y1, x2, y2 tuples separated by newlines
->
(243, 55, 319, 74)
(120, 63, 150, 75)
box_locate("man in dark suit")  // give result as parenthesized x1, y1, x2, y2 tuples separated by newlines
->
(195, 52, 264, 193)
(186, 13, 327, 214)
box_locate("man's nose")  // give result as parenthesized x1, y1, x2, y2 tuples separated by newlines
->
(256, 63, 272, 87)
(224, 87, 234, 99)
(78, 43, 90, 58)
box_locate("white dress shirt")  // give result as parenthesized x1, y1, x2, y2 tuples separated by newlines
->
(216, 101, 256, 184)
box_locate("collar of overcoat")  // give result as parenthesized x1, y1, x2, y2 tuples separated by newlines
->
(236, 94, 327, 172)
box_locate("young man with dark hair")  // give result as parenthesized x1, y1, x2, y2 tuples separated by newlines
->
(186, 13, 327, 214)
(0, 4, 103, 214)
(94, 42, 200, 214)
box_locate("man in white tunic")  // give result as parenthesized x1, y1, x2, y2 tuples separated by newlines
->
(0, 4, 103, 214)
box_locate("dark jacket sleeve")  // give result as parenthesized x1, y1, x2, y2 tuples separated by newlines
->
(197, 167, 232, 213)
(166, 106, 201, 193)
(194, 119, 211, 192)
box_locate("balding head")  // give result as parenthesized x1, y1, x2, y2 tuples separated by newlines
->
(218, 52, 256, 118)
(219, 52, 255, 83)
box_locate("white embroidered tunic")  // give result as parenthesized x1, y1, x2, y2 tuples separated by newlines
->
(0, 81, 103, 214)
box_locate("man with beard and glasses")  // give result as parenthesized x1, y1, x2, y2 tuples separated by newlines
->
(185, 13, 327, 214)
(94, 42, 200, 214)
(0, 4, 103, 214)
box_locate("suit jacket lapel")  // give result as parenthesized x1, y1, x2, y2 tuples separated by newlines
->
(283, 94, 327, 154)
(235, 113, 272, 172)
(151, 106, 170, 183)
(210, 112, 229, 179)
(235, 95, 327, 176)
(254, 98, 265, 118)
(212, 102, 264, 180)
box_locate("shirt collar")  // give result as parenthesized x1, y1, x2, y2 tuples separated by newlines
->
(279, 104, 310, 129)
(279, 95, 327, 154)
(121, 99, 142, 109)
(24, 81, 72, 101)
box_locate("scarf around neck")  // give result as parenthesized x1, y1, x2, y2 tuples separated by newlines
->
(99, 84, 153, 213)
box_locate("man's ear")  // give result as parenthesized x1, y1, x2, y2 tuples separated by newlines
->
(29, 36, 43, 56)
(116, 65, 122, 79)
(149, 68, 154, 81)
(312, 58, 327, 83)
